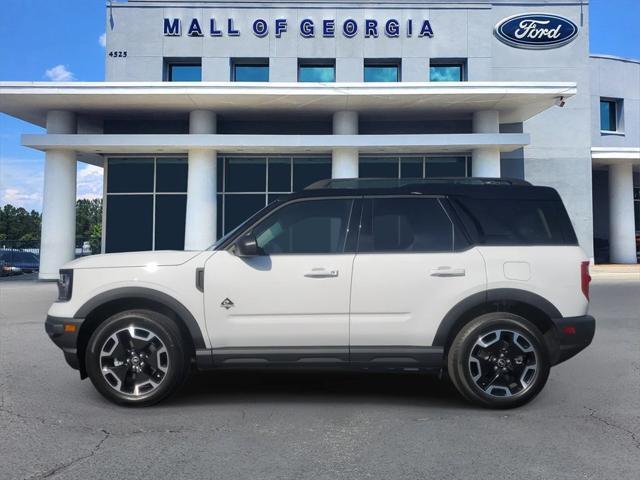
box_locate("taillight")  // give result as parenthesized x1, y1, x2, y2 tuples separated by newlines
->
(581, 261, 591, 300)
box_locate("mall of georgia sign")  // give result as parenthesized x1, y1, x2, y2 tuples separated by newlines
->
(494, 13, 578, 49)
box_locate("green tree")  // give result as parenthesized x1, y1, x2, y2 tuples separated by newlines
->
(76, 198, 103, 252)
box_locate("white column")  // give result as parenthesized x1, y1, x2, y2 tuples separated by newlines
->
(39, 111, 77, 280)
(184, 111, 217, 250)
(472, 110, 501, 178)
(332, 111, 358, 178)
(608, 163, 637, 264)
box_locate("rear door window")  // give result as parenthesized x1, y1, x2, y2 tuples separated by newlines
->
(358, 197, 454, 253)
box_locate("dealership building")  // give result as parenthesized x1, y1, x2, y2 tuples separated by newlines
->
(0, 0, 638, 279)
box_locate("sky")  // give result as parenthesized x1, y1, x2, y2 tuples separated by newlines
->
(1, 0, 639, 212)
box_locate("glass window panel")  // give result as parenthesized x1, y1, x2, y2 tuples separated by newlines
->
(217, 157, 224, 192)
(224, 194, 266, 233)
(234, 65, 269, 82)
(359, 157, 399, 178)
(107, 158, 154, 193)
(293, 157, 331, 191)
(400, 157, 423, 178)
(217, 194, 223, 239)
(364, 65, 399, 82)
(156, 158, 188, 192)
(600, 100, 616, 131)
(169, 64, 202, 82)
(225, 158, 266, 192)
(254, 199, 352, 254)
(155, 195, 187, 250)
(299, 65, 335, 82)
(268, 193, 290, 205)
(106, 195, 153, 253)
(430, 65, 462, 82)
(360, 198, 453, 253)
(268, 158, 292, 192)
(634, 200, 639, 232)
(426, 157, 467, 177)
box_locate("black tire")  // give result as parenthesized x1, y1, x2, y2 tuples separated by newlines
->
(85, 309, 190, 407)
(447, 312, 550, 409)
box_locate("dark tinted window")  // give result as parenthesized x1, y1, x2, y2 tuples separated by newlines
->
(226, 158, 266, 192)
(167, 63, 202, 82)
(600, 99, 617, 131)
(253, 199, 353, 254)
(360, 157, 398, 178)
(426, 157, 466, 177)
(225, 194, 265, 233)
(156, 158, 188, 192)
(233, 63, 269, 82)
(453, 197, 577, 245)
(155, 195, 187, 250)
(364, 64, 399, 82)
(360, 198, 453, 253)
(268, 158, 291, 192)
(293, 157, 331, 191)
(107, 158, 154, 193)
(106, 195, 153, 252)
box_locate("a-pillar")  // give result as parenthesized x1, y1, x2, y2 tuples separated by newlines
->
(332, 111, 359, 178)
(185, 110, 218, 250)
(608, 163, 637, 263)
(472, 110, 501, 178)
(39, 111, 77, 280)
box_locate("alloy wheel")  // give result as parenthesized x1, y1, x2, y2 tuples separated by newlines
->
(467, 329, 538, 398)
(99, 325, 169, 397)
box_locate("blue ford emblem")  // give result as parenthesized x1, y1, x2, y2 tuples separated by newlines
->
(494, 13, 578, 49)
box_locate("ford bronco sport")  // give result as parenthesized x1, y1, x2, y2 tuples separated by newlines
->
(46, 178, 595, 408)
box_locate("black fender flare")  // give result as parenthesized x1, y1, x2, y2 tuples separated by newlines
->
(74, 287, 206, 349)
(432, 288, 562, 347)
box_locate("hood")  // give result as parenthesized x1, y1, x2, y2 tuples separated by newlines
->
(64, 250, 204, 270)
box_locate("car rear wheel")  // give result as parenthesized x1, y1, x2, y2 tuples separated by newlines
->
(85, 310, 190, 406)
(447, 312, 550, 409)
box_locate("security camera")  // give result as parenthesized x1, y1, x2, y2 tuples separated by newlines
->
(555, 96, 566, 108)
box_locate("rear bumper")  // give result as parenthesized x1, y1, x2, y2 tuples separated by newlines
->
(45, 315, 83, 370)
(551, 315, 595, 365)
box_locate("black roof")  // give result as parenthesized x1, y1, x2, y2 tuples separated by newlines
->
(290, 178, 561, 201)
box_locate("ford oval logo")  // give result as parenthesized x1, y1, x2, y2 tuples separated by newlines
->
(494, 13, 578, 49)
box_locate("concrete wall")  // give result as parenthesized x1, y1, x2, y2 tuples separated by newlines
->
(589, 55, 640, 149)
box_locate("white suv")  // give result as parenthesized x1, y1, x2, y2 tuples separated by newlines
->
(45, 178, 595, 408)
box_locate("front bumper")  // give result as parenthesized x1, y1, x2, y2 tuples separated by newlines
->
(551, 315, 596, 365)
(45, 315, 83, 370)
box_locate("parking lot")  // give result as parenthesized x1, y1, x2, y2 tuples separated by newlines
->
(0, 277, 639, 480)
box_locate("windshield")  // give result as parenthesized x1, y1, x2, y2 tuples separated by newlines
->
(208, 199, 283, 250)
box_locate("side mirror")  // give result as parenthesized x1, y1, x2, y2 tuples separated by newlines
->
(235, 233, 260, 257)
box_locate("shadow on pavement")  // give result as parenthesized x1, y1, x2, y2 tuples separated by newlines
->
(167, 369, 468, 409)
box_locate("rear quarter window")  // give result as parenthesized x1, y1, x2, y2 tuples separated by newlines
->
(452, 197, 578, 246)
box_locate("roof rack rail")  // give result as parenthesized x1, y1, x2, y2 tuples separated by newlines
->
(305, 177, 531, 190)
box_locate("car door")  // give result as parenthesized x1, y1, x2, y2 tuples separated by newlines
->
(204, 197, 359, 362)
(349, 196, 486, 353)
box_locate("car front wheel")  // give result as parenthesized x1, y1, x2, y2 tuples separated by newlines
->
(85, 310, 190, 406)
(447, 312, 550, 409)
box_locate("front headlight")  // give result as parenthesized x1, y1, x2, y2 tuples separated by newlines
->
(57, 269, 73, 301)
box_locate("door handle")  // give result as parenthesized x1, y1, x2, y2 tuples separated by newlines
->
(430, 266, 466, 277)
(304, 268, 339, 278)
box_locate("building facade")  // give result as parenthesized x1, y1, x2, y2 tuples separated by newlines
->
(0, 0, 638, 280)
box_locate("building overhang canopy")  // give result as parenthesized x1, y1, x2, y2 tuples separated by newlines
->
(22, 132, 530, 157)
(0, 81, 577, 125)
(592, 147, 640, 166)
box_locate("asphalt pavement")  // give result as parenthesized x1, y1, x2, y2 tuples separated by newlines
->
(0, 277, 639, 480)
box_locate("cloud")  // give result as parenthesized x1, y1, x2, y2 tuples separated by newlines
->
(76, 163, 103, 200)
(99, 33, 106, 48)
(0, 157, 44, 211)
(44, 64, 75, 82)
